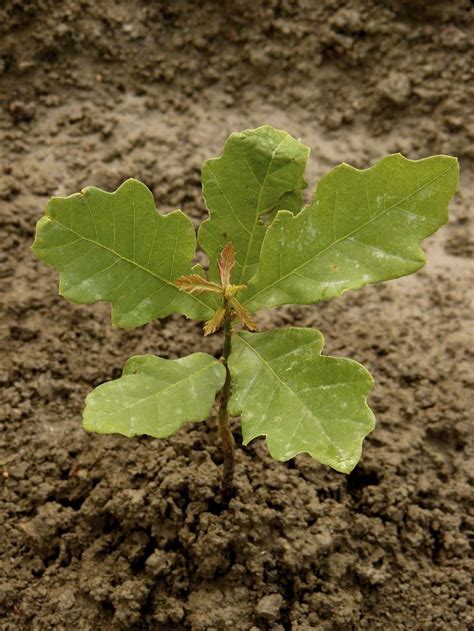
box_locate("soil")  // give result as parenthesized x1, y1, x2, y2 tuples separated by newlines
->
(1, 1, 473, 629)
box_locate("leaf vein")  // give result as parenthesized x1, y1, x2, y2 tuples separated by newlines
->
(48, 218, 210, 312)
(244, 164, 454, 306)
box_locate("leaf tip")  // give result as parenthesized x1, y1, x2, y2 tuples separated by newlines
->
(229, 297, 257, 331)
(203, 306, 226, 336)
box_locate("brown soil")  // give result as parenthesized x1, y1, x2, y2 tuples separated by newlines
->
(1, 1, 473, 629)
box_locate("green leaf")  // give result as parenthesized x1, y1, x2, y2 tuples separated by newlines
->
(272, 189, 305, 215)
(83, 353, 226, 438)
(241, 154, 459, 312)
(198, 125, 310, 284)
(228, 328, 375, 473)
(32, 179, 215, 328)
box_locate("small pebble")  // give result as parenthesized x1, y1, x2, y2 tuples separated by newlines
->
(256, 593, 283, 621)
(8, 100, 36, 122)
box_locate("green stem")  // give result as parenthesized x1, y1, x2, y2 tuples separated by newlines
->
(217, 301, 235, 502)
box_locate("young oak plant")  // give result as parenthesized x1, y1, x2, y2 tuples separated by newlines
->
(32, 126, 458, 501)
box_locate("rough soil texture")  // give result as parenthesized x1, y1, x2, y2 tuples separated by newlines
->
(1, 1, 473, 629)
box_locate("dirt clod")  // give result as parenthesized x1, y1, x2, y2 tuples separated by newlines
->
(256, 594, 284, 621)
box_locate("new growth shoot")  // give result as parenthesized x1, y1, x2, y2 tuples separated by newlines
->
(177, 242, 256, 499)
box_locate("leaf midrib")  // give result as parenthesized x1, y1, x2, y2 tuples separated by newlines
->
(243, 163, 454, 306)
(47, 216, 211, 312)
(238, 135, 288, 283)
(91, 360, 220, 420)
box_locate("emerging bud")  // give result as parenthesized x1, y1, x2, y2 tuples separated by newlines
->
(218, 242, 235, 288)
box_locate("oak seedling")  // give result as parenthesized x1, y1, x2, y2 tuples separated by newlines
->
(32, 126, 458, 501)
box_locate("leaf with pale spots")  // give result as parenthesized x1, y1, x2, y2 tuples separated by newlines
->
(83, 353, 226, 437)
(199, 125, 310, 284)
(241, 154, 459, 312)
(228, 328, 375, 473)
(32, 179, 215, 328)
